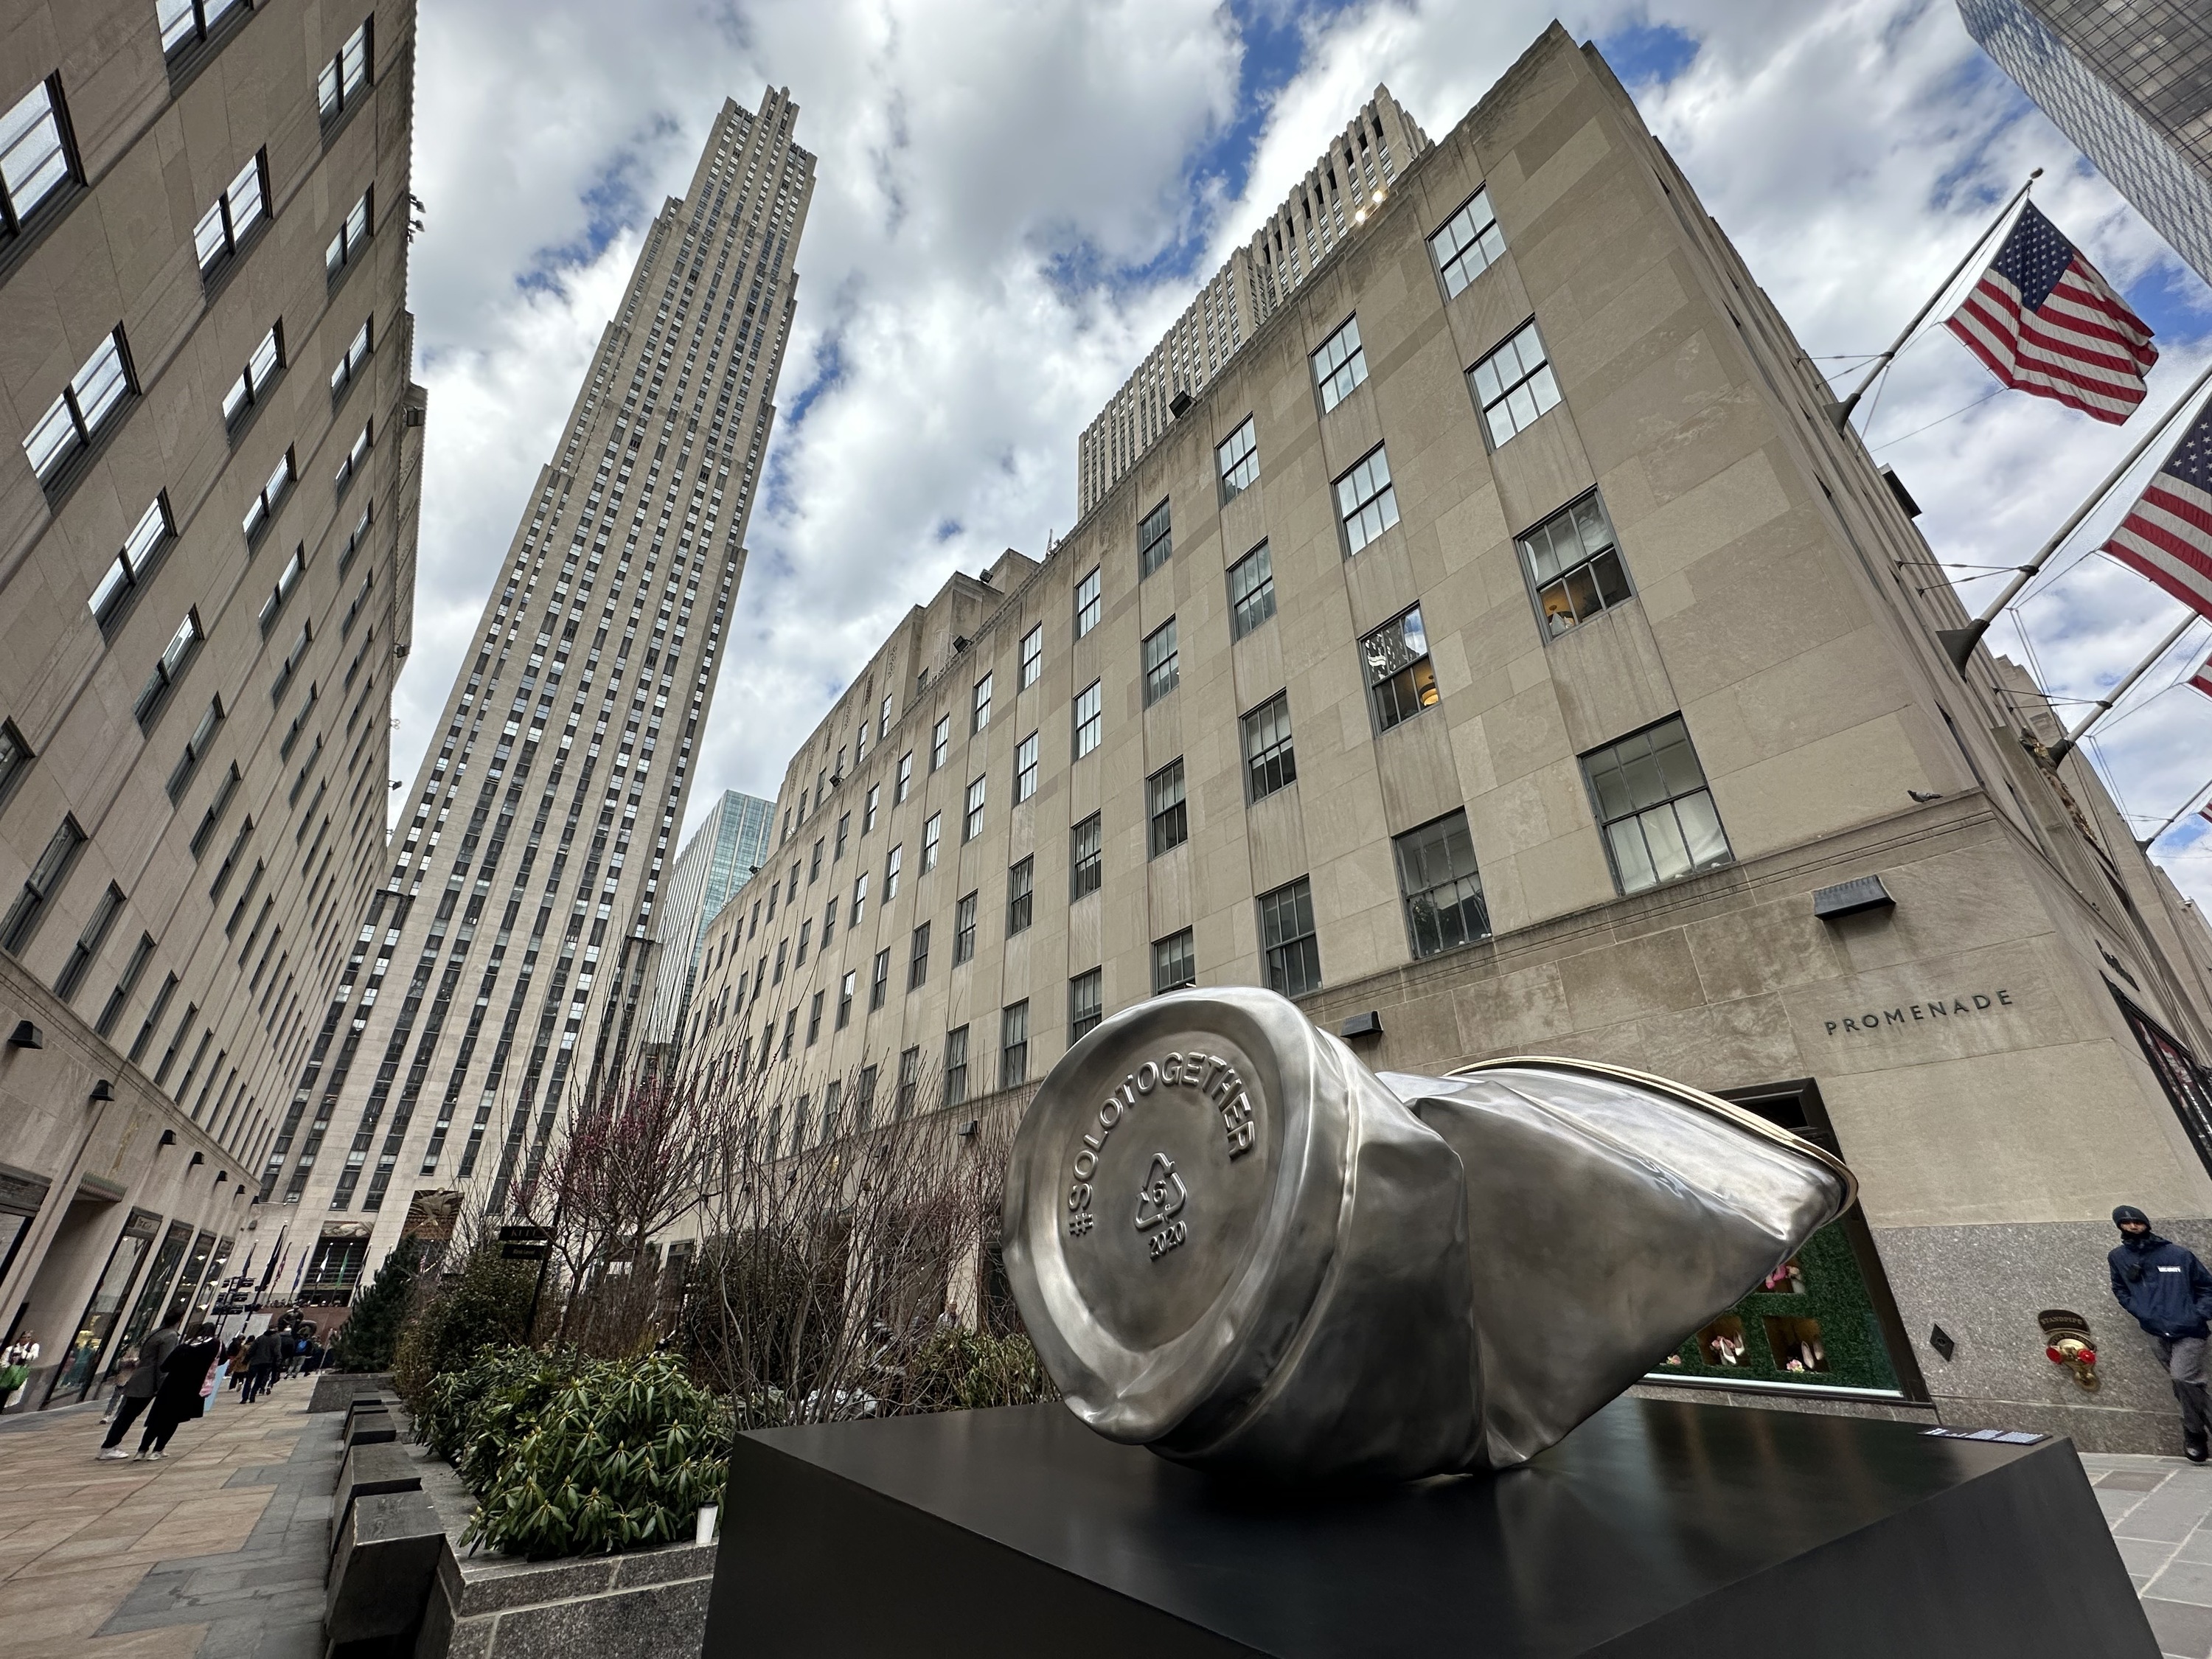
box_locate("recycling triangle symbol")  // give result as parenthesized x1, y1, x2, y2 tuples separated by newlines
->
(1133, 1152, 1187, 1231)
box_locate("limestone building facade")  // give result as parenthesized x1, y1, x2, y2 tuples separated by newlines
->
(0, 0, 425, 1406)
(265, 89, 813, 1304)
(689, 24, 2212, 1450)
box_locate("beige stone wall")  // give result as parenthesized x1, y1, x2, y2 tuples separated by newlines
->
(0, 0, 422, 1399)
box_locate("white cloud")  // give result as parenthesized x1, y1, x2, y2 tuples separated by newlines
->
(394, 0, 2212, 914)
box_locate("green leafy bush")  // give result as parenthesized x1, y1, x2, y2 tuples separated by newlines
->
(462, 1352, 731, 1559)
(903, 1326, 1056, 1412)
(331, 1239, 421, 1372)
(393, 1244, 538, 1409)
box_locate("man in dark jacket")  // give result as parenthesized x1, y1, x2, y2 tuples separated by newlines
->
(240, 1326, 285, 1404)
(97, 1318, 181, 1460)
(2110, 1205, 2212, 1461)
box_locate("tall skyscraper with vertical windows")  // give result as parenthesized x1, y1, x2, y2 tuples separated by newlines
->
(264, 89, 813, 1301)
(1959, 0, 2212, 282)
(0, 0, 424, 1408)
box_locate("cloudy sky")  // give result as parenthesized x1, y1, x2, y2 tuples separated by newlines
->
(396, 0, 2212, 903)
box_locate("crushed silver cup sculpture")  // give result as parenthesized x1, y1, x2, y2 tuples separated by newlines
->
(1001, 987, 1854, 1483)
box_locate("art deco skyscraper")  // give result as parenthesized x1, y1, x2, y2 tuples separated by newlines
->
(1958, 0, 2212, 282)
(263, 88, 813, 1298)
(0, 0, 423, 1409)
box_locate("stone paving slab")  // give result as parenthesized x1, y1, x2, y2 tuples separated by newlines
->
(0, 1378, 344, 1659)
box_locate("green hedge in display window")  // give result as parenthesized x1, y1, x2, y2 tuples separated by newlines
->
(1655, 1220, 1902, 1392)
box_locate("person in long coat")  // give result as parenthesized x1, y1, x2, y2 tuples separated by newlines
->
(135, 1322, 220, 1461)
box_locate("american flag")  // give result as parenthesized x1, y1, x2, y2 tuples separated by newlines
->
(1945, 201, 2157, 424)
(2103, 404, 2212, 621)
(2194, 653, 2212, 701)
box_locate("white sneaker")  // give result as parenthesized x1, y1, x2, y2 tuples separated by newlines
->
(142, 1450, 164, 1461)
(97, 1448, 131, 1461)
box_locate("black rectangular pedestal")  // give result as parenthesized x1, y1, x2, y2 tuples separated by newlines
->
(705, 1397, 2154, 1656)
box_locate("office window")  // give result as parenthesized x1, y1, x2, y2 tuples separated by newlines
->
(1312, 316, 1368, 412)
(1430, 188, 1506, 297)
(922, 813, 941, 872)
(270, 619, 311, 700)
(1520, 492, 1632, 639)
(1583, 716, 1733, 895)
(880, 692, 893, 739)
(778, 1008, 795, 1060)
(1228, 543, 1275, 640)
(821, 1079, 841, 1144)
(0, 721, 28, 811)
(835, 811, 850, 860)
(1152, 929, 1196, 994)
(1014, 732, 1038, 803)
(242, 446, 294, 542)
(886, 842, 901, 899)
(259, 543, 305, 633)
(908, 921, 931, 990)
(97, 932, 154, 1039)
(1001, 1001, 1029, 1089)
(317, 18, 372, 123)
(1259, 877, 1321, 997)
(1073, 681, 1102, 759)
(851, 872, 867, 928)
(1147, 759, 1187, 856)
(897, 1046, 920, 1115)
(772, 939, 787, 984)
(1335, 445, 1399, 554)
(1071, 813, 1102, 900)
(336, 500, 372, 572)
(1395, 811, 1492, 958)
(806, 989, 824, 1046)
(0, 77, 75, 240)
(54, 882, 122, 1004)
(135, 611, 204, 730)
(1074, 566, 1101, 638)
(944, 1026, 970, 1108)
(1020, 624, 1043, 689)
(193, 150, 268, 276)
(972, 672, 992, 734)
(872, 948, 891, 1010)
(166, 698, 223, 802)
(329, 317, 372, 399)
(1006, 856, 1034, 934)
(1242, 693, 1296, 800)
(160, 0, 248, 54)
(1069, 968, 1103, 1043)
(1363, 607, 1439, 734)
(953, 891, 977, 965)
(795, 919, 812, 967)
(931, 715, 950, 771)
(810, 837, 824, 882)
(1, 815, 85, 955)
(855, 1064, 878, 1131)
(24, 327, 131, 484)
(90, 497, 175, 633)
(964, 776, 986, 842)
(1470, 322, 1560, 448)
(333, 420, 372, 493)
(1138, 498, 1172, 579)
(896, 751, 912, 801)
(1142, 619, 1178, 706)
(1217, 417, 1259, 501)
(864, 783, 880, 832)
(325, 187, 372, 281)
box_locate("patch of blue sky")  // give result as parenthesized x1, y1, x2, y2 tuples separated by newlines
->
(518, 113, 683, 293)
(1594, 21, 1698, 90)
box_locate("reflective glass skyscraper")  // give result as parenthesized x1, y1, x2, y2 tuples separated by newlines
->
(1960, 0, 2212, 282)
(641, 787, 773, 1048)
(263, 89, 813, 1298)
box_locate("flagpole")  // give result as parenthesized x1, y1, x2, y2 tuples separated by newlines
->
(1827, 169, 2041, 432)
(1935, 358, 2212, 673)
(2043, 611, 2200, 765)
(2140, 775, 2212, 848)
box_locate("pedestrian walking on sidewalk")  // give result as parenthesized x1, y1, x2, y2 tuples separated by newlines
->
(2109, 1206, 2212, 1463)
(240, 1326, 283, 1403)
(96, 1317, 182, 1459)
(135, 1323, 220, 1461)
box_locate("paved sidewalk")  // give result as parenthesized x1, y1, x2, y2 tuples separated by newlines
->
(0, 1383, 341, 1659)
(2085, 1452, 2212, 1658)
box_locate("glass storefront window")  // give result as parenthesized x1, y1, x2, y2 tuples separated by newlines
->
(162, 1230, 217, 1329)
(105, 1220, 192, 1383)
(47, 1211, 159, 1403)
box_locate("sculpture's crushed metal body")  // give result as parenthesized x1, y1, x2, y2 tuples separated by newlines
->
(1002, 987, 1854, 1483)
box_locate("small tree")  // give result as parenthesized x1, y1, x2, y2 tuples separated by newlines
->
(330, 1238, 422, 1371)
(393, 1238, 539, 1405)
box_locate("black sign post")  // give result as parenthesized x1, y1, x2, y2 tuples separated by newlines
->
(498, 1225, 550, 1262)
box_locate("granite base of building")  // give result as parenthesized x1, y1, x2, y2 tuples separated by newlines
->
(707, 1397, 2153, 1657)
